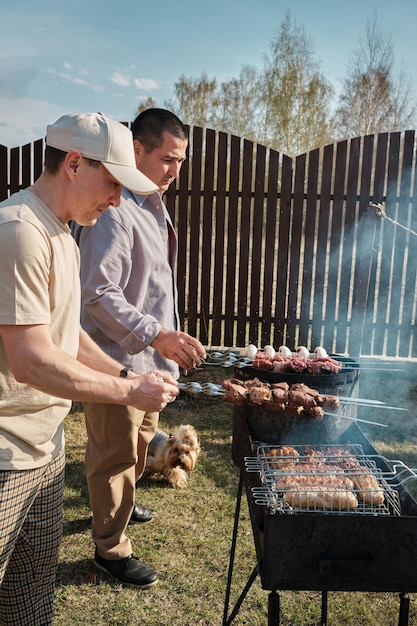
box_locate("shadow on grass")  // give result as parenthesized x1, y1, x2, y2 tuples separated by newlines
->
(55, 558, 96, 586)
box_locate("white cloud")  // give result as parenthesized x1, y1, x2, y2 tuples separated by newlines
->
(111, 72, 131, 87)
(63, 61, 73, 70)
(47, 68, 72, 81)
(47, 65, 97, 90)
(0, 97, 69, 148)
(133, 78, 159, 91)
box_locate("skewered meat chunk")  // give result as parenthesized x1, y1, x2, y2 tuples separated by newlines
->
(288, 356, 309, 372)
(288, 388, 320, 409)
(264, 393, 286, 412)
(305, 405, 324, 421)
(270, 381, 289, 401)
(247, 385, 272, 405)
(252, 358, 274, 370)
(286, 404, 305, 416)
(246, 378, 268, 387)
(222, 378, 341, 419)
(321, 395, 340, 410)
(272, 359, 291, 372)
(264, 381, 289, 410)
(221, 378, 248, 405)
(310, 356, 342, 374)
(290, 383, 322, 399)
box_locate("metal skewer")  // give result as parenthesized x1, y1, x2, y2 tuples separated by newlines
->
(323, 412, 388, 428)
(338, 399, 407, 411)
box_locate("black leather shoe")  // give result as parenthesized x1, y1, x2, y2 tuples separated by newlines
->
(130, 503, 153, 524)
(94, 549, 158, 588)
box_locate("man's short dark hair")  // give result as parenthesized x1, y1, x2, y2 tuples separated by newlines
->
(44, 146, 67, 174)
(131, 108, 188, 153)
(44, 146, 100, 175)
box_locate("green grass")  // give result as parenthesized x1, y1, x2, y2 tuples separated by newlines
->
(53, 364, 417, 625)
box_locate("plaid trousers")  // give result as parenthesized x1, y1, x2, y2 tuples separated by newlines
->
(0, 449, 65, 626)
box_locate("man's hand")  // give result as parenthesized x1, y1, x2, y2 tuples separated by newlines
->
(127, 369, 179, 412)
(151, 329, 206, 371)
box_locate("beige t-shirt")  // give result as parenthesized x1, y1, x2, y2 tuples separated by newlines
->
(0, 189, 81, 469)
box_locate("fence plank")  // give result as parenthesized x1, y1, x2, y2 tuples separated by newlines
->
(326, 140, 347, 352)
(199, 129, 216, 344)
(298, 149, 319, 348)
(10, 147, 20, 195)
(366, 133, 389, 355)
(384, 133, 402, 356)
(286, 153, 306, 349)
(260, 148, 280, 346)
(396, 131, 415, 357)
(211, 132, 228, 346)
(224, 135, 241, 346)
(350, 135, 374, 355)
(175, 145, 189, 330)
(311, 144, 333, 348)
(248, 144, 266, 343)
(236, 139, 253, 346)
(187, 127, 203, 338)
(0, 146, 7, 201)
(273, 154, 292, 349)
(349, 206, 379, 357)
(33, 139, 44, 183)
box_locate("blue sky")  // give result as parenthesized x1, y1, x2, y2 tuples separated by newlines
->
(1, 0, 417, 147)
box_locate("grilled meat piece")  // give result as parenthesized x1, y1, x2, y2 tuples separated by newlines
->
(221, 378, 248, 405)
(283, 487, 358, 510)
(326, 447, 385, 505)
(265, 446, 299, 469)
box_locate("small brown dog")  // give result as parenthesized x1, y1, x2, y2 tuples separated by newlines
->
(144, 424, 201, 489)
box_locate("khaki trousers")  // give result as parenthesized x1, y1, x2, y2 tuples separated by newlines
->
(83, 403, 158, 560)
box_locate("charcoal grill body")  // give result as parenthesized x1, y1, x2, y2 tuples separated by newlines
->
(224, 407, 417, 624)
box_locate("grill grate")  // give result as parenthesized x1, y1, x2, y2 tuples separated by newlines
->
(245, 443, 408, 516)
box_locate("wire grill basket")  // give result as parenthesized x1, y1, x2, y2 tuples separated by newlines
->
(244, 443, 415, 516)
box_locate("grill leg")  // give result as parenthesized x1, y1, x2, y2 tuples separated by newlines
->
(321, 591, 328, 626)
(398, 592, 410, 626)
(222, 471, 244, 626)
(268, 590, 280, 625)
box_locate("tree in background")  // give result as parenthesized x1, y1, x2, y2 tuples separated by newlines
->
(162, 12, 335, 156)
(136, 96, 156, 115)
(136, 12, 415, 152)
(336, 15, 416, 137)
(165, 73, 219, 129)
(217, 65, 263, 141)
(261, 11, 336, 155)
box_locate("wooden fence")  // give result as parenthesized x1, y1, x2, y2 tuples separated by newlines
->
(2, 127, 417, 358)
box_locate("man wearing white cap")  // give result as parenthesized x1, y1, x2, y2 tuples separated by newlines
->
(0, 113, 179, 625)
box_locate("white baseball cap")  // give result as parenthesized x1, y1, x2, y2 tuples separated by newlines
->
(46, 112, 158, 194)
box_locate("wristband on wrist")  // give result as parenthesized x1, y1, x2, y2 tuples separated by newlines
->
(119, 367, 134, 378)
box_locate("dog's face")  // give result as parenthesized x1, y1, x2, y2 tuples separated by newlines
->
(164, 425, 200, 473)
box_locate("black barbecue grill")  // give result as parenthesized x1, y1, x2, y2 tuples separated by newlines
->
(222, 359, 417, 626)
